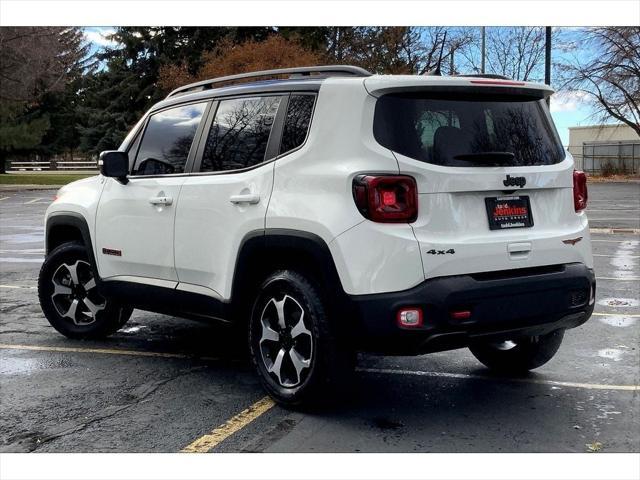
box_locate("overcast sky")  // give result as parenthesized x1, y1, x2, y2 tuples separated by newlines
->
(84, 27, 604, 147)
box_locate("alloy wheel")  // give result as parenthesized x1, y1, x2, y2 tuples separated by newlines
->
(258, 294, 314, 388)
(51, 260, 105, 325)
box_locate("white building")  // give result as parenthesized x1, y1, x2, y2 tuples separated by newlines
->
(568, 124, 639, 174)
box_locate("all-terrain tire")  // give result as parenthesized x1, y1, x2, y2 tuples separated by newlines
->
(248, 269, 355, 407)
(38, 242, 133, 339)
(469, 330, 565, 374)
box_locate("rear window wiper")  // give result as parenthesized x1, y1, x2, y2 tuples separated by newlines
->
(452, 152, 516, 163)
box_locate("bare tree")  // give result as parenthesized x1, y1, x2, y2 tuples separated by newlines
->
(487, 27, 546, 81)
(560, 27, 640, 136)
(0, 27, 87, 102)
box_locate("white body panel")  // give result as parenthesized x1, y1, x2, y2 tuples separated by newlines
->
(95, 176, 185, 282)
(396, 152, 594, 280)
(174, 162, 275, 300)
(45, 73, 594, 302)
(46, 175, 105, 259)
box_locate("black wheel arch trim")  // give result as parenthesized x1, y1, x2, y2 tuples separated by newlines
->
(45, 212, 100, 280)
(231, 228, 349, 310)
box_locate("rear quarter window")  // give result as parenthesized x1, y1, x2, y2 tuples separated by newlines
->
(279, 94, 315, 154)
(374, 92, 565, 167)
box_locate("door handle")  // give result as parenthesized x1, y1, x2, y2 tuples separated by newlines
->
(149, 196, 173, 206)
(229, 193, 260, 205)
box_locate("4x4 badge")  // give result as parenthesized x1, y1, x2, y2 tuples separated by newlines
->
(503, 174, 526, 188)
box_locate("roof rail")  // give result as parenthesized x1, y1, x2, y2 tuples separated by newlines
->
(166, 65, 373, 98)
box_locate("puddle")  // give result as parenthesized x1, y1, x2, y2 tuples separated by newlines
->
(0, 232, 44, 244)
(597, 315, 638, 327)
(597, 297, 640, 308)
(0, 257, 44, 264)
(0, 356, 73, 375)
(597, 348, 625, 362)
(610, 240, 639, 280)
(120, 325, 147, 334)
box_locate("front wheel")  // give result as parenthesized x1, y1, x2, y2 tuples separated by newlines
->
(38, 242, 133, 339)
(469, 330, 565, 374)
(248, 270, 354, 407)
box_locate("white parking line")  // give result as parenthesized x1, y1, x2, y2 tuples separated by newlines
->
(24, 198, 44, 204)
(0, 250, 44, 255)
(596, 276, 640, 281)
(0, 197, 9, 201)
(591, 312, 640, 318)
(358, 368, 640, 392)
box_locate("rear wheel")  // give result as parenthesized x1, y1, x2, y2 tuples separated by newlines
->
(468, 330, 565, 374)
(248, 270, 354, 407)
(38, 242, 132, 339)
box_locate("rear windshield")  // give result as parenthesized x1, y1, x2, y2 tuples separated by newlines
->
(373, 92, 565, 167)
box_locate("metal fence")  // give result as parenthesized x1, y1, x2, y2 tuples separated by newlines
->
(571, 141, 640, 175)
(9, 156, 98, 172)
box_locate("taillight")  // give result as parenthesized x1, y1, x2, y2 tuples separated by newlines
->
(573, 170, 588, 212)
(352, 175, 418, 223)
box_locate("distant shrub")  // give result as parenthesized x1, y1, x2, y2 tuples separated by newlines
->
(600, 161, 628, 176)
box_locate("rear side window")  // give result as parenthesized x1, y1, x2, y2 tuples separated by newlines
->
(279, 94, 315, 154)
(374, 93, 565, 167)
(133, 102, 207, 175)
(200, 96, 282, 172)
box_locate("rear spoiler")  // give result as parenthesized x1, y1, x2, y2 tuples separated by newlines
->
(363, 75, 554, 99)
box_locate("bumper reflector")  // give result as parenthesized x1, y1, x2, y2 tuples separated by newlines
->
(450, 310, 471, 320)
(397, 308, 423, 328)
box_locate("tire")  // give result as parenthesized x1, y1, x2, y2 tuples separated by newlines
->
(468, 329, 565, 374)
(38, 242, 133, 339)
(248, 270, 354, 407)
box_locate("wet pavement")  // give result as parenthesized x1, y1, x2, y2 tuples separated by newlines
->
(0, 182, 638, 453)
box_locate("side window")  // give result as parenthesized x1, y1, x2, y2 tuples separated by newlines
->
(279, 94, 315, 154)
(133, 102, 207, 176)
(200, 96, 282, 172)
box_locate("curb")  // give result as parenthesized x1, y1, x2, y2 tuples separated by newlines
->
(590, 227, 640, 235)
(0, 185, 59, 192)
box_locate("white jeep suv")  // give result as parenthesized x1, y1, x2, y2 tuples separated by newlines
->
(39, 66, 595, 405)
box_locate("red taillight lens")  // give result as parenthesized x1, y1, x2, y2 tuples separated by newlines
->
(352, 175, 418, 223)
(573, 170, 588, 212)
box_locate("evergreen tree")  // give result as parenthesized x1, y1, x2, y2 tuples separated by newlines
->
(77, 27, 275, 154)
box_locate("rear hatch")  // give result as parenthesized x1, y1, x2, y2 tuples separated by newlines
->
(366, 76, 591, 280)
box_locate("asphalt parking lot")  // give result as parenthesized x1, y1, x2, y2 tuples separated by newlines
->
(1, 182, 638, 453)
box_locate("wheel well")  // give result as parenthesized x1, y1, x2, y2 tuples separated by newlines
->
(231, 230, 350, 321)
(47, 224, 84, 253)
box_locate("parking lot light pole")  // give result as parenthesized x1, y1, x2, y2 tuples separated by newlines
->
(481, 26, 486, 74)
(545, 26, 551, 106)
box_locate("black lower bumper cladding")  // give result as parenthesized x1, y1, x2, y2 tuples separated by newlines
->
(349, 263, 595, 355)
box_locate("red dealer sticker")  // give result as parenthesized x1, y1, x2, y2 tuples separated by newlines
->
(485, 196, 533, 230)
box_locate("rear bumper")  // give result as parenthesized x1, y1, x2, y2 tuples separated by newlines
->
(349, 263, 595, 355)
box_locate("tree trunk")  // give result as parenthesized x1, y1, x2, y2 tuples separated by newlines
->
(0, 151, 7, 174)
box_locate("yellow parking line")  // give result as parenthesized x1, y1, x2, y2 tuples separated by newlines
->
(0, 343, 218, 361)
(181, 396, 276, 453)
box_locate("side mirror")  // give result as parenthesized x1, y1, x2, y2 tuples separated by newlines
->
(99, 151, 129, 184)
